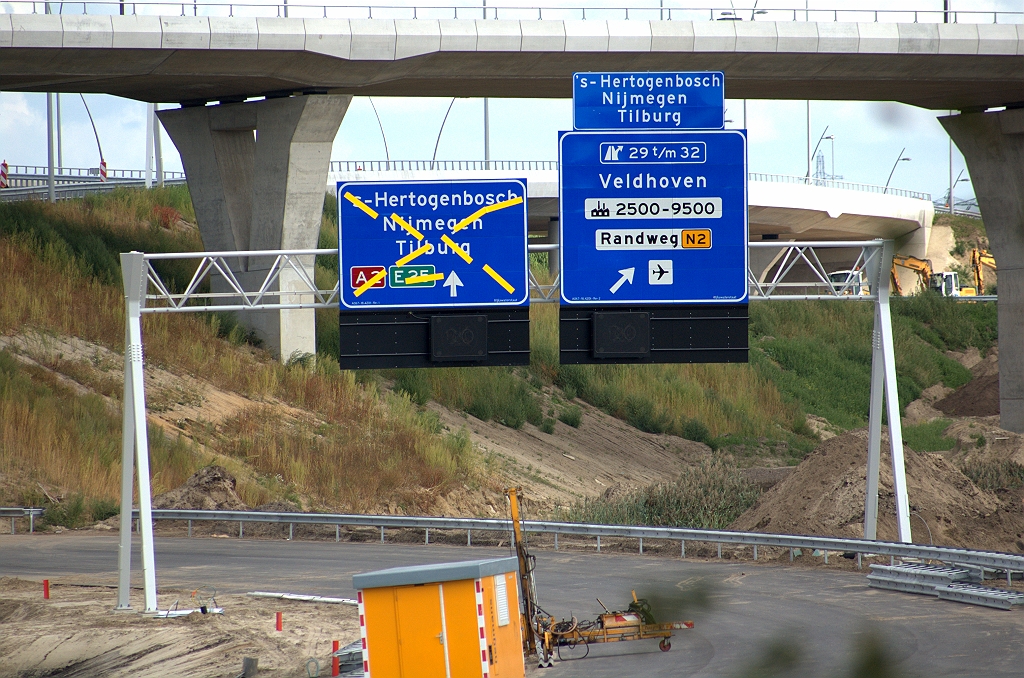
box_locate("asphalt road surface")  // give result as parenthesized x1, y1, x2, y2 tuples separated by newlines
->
(3, 534, 1024, 676)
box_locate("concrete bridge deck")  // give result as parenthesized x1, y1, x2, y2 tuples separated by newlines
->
(1, 13, 1023, 107)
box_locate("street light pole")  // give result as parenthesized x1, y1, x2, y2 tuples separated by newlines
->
(825, 135, 835, 184)
(948, 110, 954, 212)
(884, 148, 911, 194)
(806, 101, 811, 182)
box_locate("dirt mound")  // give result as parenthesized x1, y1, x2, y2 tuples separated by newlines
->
(936, 372, 1000, 417)
(152, 466, 248, 511)
(728, 429, 1020, 549)
(739, 467, 795, 492)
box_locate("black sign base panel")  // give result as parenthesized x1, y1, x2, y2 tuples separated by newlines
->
(339, 308, 529, 369)
(560, 305, 748, 365)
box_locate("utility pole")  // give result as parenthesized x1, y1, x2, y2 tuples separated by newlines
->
(145, 103, 154, 189)
(806, 101, 811, 182)
(45, 2, 55, 203)
(46, 93, 55, 203)
(484, 99, 490, 169)
(154, 104, 164, 188)
(56, 94, 62, 172)
(948, 110, 954, 213)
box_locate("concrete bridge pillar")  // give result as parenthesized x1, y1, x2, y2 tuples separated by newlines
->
(941, 110, 1024, 432)
(157, 94, 350, 361)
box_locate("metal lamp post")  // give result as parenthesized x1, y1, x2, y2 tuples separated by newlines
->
(884, 149, 911, 194)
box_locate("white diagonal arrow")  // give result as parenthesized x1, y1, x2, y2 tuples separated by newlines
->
(609, 267, 635, 294)
(443, 270, 464, 297)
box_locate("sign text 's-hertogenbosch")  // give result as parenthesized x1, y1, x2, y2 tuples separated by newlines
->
(338, 179, 529, 309)
(573, 72, 724, 131)
(559, 130, 747, 305)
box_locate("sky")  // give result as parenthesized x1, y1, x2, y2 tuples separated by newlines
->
(4, 0, 1023, 205)
(0, 92, 977, 206)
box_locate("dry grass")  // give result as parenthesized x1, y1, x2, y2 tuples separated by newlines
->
(0, 195, 477, 513)
(528, 263, 796, 442)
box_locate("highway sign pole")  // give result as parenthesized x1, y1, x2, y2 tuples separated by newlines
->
(117, 252, 159, 613)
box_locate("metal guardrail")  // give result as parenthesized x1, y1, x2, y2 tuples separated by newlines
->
(0, 2, 1018, 24)
(330, 164, 931, 201)
(131, 508, 1024, 572)
(6, 165, 186, 181)
(1, 164, 931, 203)
(0, 177, 187, 202)
(330, 160, 558, 172)
(748, 172, 930, 201)
(1, 507, 44, 534)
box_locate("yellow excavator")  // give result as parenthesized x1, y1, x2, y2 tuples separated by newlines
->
(890, 255, 981, 297)
(970, 248, 997, 295)
(890, 255, 933, 296)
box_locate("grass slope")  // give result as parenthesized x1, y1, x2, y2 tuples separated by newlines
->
(0, 188, 998, 524)
(0, 190, 475, 518)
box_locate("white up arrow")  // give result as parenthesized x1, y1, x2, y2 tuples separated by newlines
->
(609, 267, 635, 294)
(443, 271, 464, 297)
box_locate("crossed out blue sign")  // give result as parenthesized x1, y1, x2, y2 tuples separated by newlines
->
(573, 71, 725, 131)
(337, 179, 529, 310)
(559, 130, 748, 305)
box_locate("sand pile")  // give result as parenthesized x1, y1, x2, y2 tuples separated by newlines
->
(935, 348, 1000, 417)
(152, 466, 248, 511)
(729, 429, 1024, 551)
(936, 373, 999, 417)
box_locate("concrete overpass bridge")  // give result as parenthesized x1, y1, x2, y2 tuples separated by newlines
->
(2, 6, 1022, 429)
(327, 159, 935, 278)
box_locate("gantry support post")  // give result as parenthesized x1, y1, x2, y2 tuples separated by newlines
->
(117, 252, 159, 613)
(864, 239, 912, 542)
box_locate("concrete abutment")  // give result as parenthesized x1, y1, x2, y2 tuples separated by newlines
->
(942, 109, 1024, 432)
(157, 94, 350, 361)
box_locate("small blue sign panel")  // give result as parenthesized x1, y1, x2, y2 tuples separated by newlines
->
(338, 179, 529, 309)
(559, 130, 748, 305)
(573, 71, 725, 131)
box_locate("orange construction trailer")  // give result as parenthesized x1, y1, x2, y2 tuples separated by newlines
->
(353, 557, 525, 678)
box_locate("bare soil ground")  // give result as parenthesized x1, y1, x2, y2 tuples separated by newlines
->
(935, 347, 1000, 418)
(430, 398, 710, 514)
(0, 330, 705, 520)
(0, 577, 358, 678)
(731, 345, 1024, 553)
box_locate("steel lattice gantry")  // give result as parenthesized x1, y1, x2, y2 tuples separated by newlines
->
(116, 240, 908, 613)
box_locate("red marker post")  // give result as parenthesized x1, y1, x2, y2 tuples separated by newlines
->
(43, 579, 49, 599)
(275, 611, 283, 632)
(332, 640, 340, 676)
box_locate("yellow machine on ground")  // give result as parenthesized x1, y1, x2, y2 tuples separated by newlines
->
(970, 248, 997, 295)
(890, 255, 933, 296)
(506, 488, 694, 667)
(889, 255, 985, 297)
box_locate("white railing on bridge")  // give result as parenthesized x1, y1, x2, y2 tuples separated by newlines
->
(0, 2, 1019, 25)
(330, 160, 558, 172)
(330, 162, 931, 201)
(5, 165, 186, 181)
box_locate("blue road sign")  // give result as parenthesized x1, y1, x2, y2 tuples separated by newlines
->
(338, 179, 529, 310)
(559, 130, 748, 305)
(573, 72, 724, 131)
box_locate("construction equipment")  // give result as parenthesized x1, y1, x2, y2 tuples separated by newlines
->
(889, 255, 980, 297)
(890, 255, 932, 296)
(828, 269, 870, 296)
(505, 488, 694, 667)
(970, 248, 997, 295)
